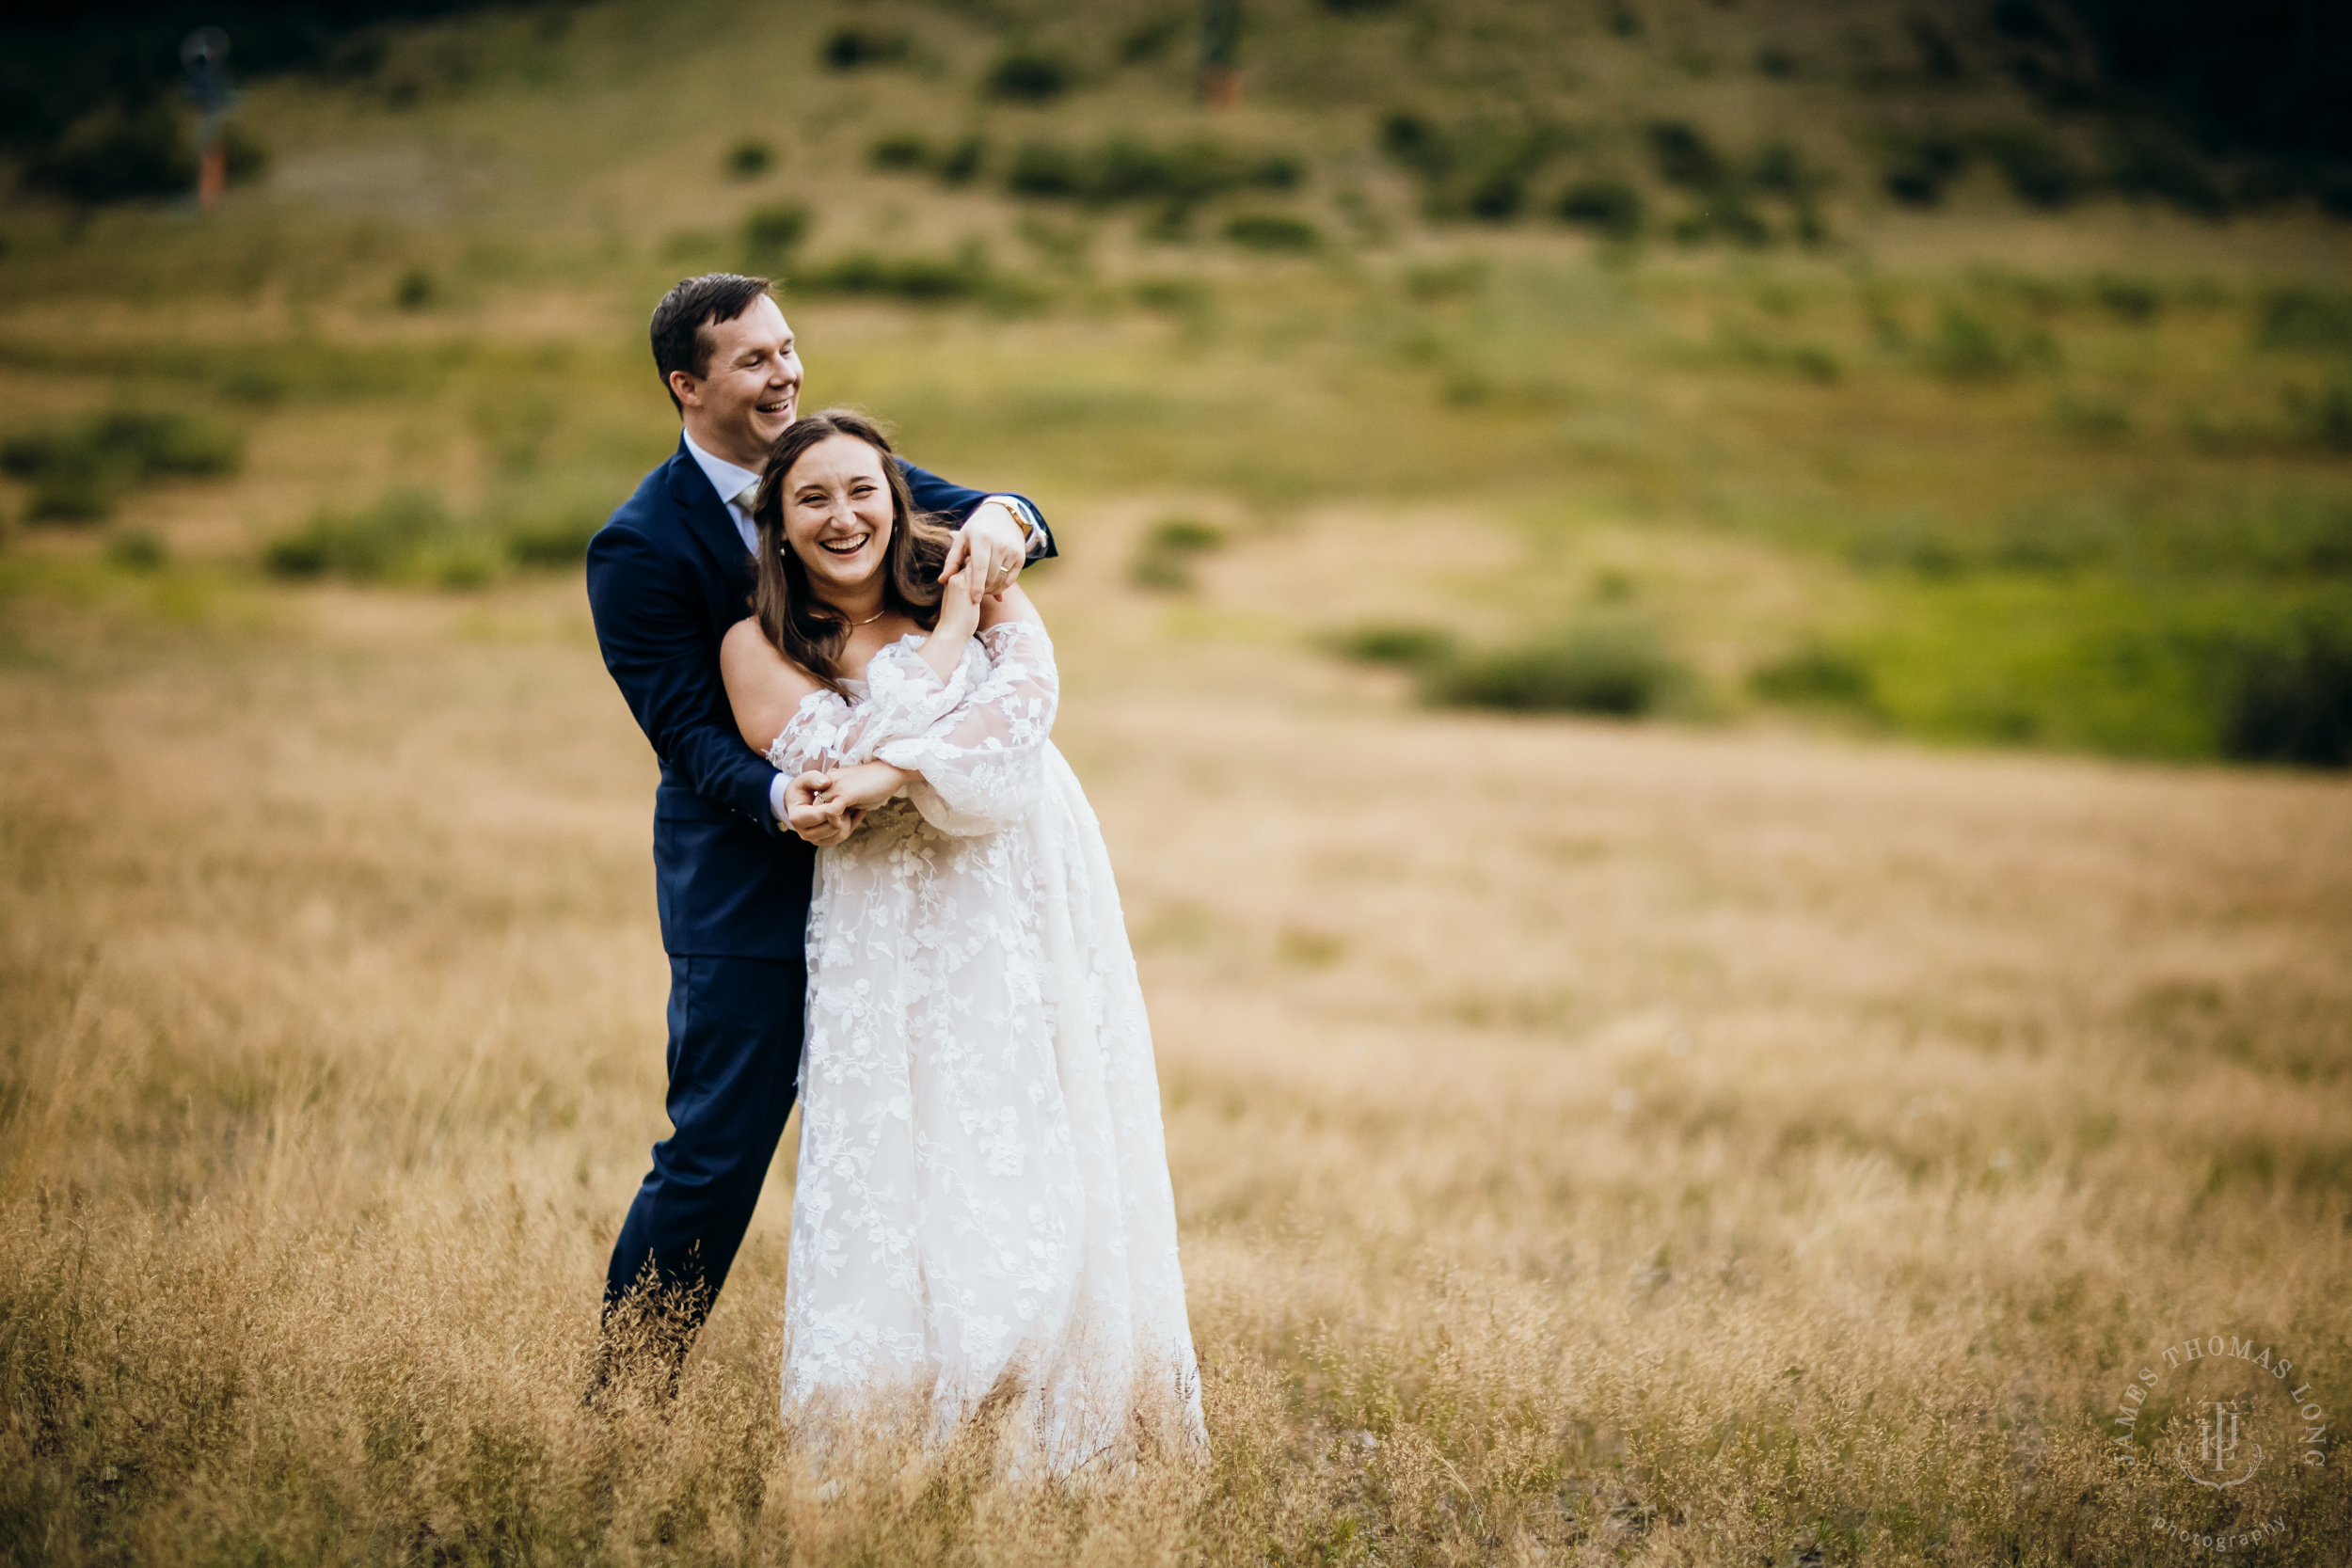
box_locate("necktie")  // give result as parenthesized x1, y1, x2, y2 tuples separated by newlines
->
(732, 483, 759, 515)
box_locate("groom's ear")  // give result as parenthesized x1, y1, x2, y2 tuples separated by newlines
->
(668, 369, 702, 409)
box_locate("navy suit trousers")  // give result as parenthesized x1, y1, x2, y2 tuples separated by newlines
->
(604, 954, 805, 1322)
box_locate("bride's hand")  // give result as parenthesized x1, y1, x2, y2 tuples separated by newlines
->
(918, 564, 984, 684)
(818, 762, 911, 815)
(934, 562, 982, 641)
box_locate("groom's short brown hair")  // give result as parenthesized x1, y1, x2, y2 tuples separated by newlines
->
(650, 274, 773, 412)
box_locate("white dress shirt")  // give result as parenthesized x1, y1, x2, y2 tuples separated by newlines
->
(681, 431, 768, 553)
(678, 430, 1041, 828)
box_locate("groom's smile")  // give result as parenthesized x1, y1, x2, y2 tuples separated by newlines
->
(670, 293, 804, 469)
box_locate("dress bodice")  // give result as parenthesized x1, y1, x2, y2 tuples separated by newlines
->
(766, 623, 1060, 840)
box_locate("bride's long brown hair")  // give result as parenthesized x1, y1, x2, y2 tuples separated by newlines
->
(748, 409, 956, 696)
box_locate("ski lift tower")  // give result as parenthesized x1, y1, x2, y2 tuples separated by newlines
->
(182, 26, 232, 211)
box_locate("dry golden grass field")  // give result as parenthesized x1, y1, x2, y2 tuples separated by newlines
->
(2, 513, 2348, 1563)
(6, 0, 2352, 1560)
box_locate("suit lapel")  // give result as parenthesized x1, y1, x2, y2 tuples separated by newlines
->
(664, 438, 756, 626)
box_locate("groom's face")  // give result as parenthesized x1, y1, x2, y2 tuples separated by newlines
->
(675, 294, 803, 467)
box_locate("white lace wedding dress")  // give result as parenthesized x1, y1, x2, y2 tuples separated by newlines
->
(765, 621, 1206, 1472)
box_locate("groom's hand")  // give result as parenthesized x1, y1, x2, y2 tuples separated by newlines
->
(786, 771, 862, 846)
(941, 499, 1029, 599)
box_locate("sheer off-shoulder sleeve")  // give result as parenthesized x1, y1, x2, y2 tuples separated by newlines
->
(762, 642, 976, 777)
(876, 621, 1058, 836)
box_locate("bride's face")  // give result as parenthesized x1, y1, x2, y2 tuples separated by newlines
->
(782, 435, 896, 597)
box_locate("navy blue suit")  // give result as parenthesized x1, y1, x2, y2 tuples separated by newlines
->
(585, 436, 1052, 1338)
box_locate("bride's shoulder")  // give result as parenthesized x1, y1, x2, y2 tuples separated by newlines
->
(977, 586, 1045, 636)
(721, 617, 821, 687)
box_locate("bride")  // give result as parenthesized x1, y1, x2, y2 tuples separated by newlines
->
(718, 409, 1206, 1472)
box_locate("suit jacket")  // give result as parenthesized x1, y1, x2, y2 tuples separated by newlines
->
(585, 436, 1055, 961)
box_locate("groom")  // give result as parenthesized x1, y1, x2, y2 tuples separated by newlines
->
(583, 273, 1052, 1382)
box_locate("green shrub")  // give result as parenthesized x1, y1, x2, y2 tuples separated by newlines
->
(1428, 615, 1685, 717)
(101, 411, 243, 478)
(1672, 198, 1771, 247)
(1465, 168, 1525, 221)
(1007, 136, 1300, 209)
(215, 361, 292, 405)
(724, 138, 774, 179)
(799, 247, 990, 303)
(936, 135, 988, 186)
(742, 202, 813, 264)
(1720, 330, 1841, 383)
(1378, 111, 1447, 177)
(1923, 307, 2051, 381)
(1402, 258, 1486, 301)
(868, 133, 931, 173)
(2260, 288, 2352, 353)
(2, 412, 242, 487)
(2220, 613, 2352, 768)
(2091, 275, 2162, 324)
(3, 427, 82, 476)
(1880, 132, 1966, 207)
(2288, 381, 2352, 453)
(2, 412, 243, 525)
(1645, 121, 1724, 190)
(985, 47, 1074, 103)
(1375, 114, 1564, 222)
(267, 485, 606, 585)
(823, 26, 908, 71)
(1132, 277, 1209, 313)
(1008, 142, 1082, 198)
(2049, 393, 2132, 440)
(1330, 623, 1455, 668)
(265, 490, 458, 583)
(26, 449, 120, 524)
(1747, 140, 1826, 198)
(1223, 213, 1319, 252)
(1750, 643, 1877, 708)
(1129, 518, 1225, 591)
(1850, 515, 1966, 577)
(106, 531, 167, 572)
(1974, 128, 2084, 209)
(1119, 14, 1185, 62)
(502, 507, 603, 569)
(1557, 178, 1644, 239)
(394, 269, 437, 310)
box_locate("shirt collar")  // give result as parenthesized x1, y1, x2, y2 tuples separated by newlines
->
(680, 429, 764, 511)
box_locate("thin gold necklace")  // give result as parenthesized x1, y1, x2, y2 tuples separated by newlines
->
(850, 607, 888, 626)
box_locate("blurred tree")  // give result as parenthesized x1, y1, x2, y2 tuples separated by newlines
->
(2050, 0, 2350, 162)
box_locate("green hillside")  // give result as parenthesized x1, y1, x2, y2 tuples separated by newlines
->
(2, 0, 2349, 764)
